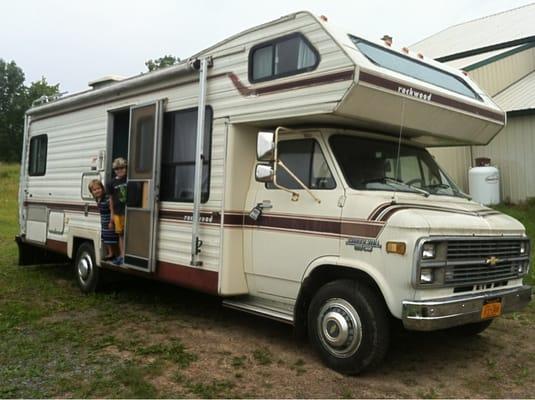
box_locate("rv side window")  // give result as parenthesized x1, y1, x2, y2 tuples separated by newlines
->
(160, 107, 213, 203)
(267, 139, 335, 190)
(249, 33, 319, 83)
(28, 134, 48, 176)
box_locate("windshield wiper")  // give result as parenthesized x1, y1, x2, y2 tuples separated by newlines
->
(362, 177, 430, 197)
(424, 183, 450, 191)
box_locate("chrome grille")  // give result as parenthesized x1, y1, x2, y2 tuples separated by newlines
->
(445, 239, 526, 285)
(447, 240, 522, 259)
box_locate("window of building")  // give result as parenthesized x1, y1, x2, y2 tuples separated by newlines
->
(267, 139, 335, 190)
(250, 33, 319, 82)
(349, 35, 481, 100)
(28, 134, 47, 176)
(160, 107, 213, 203)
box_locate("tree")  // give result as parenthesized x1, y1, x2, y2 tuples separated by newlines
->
(145, 55, 180, 72)
(0, 59, 26, 162)
(0, 59, 60, 162)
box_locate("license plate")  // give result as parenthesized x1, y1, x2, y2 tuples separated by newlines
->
(481, 299, 502, 319)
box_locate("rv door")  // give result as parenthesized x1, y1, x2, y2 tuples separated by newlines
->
(123, 101, 164, 272)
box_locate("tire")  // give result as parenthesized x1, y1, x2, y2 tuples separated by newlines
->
(75, 242, 101, 293)
(449, 319, 493, 336)
(307, 279, 390, 375)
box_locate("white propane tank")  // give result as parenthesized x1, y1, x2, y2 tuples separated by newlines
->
(469, 161, 500, 205)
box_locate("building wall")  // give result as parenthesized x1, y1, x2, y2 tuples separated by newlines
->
(467, 47, 535, 96)
(430, 114, 535, 203)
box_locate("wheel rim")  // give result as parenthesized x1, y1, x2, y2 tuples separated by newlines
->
(317, 298, 362, 358)
(77, 251, 93, 284)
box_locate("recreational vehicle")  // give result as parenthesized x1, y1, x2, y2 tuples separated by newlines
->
(16, 12, 532, 374)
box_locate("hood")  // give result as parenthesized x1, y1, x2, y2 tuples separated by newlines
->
(385, 203, 525, 236)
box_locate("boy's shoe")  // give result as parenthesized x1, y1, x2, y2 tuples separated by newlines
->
(112, 256, 124, 265)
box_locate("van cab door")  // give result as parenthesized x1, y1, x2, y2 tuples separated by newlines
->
(246, 134, 342, 301)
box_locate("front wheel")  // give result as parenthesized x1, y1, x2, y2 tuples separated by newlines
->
(75, 242, 101, 293)
(308, 279, 390, 375)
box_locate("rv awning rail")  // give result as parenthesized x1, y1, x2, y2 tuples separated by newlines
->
(27, 59, 200, 117)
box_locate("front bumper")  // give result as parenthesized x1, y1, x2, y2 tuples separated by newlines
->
(402, 285, 532, 331)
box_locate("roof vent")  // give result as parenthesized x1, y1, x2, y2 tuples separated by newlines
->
(88, 75, 125, 89)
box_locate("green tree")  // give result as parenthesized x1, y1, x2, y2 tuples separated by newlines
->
(0, 60, 59, 162)
(145, 55, 180, 72)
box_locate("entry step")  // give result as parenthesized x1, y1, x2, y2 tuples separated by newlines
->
(223, 296, 294, 324)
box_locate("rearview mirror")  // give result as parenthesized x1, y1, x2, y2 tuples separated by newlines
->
(257, 131, 275, 162)
(255, 163, 274, 183)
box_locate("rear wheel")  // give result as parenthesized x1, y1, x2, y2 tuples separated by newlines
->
(75, 242, 101, 293)
(308, 279, 390, 375)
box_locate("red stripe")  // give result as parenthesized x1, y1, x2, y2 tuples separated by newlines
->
(156, 261, 218, 294)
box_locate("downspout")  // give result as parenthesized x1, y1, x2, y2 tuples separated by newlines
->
(191, 58, 211, 266)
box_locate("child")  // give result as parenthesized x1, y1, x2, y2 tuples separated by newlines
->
(88, 179, 118, 261)
(108, 157, 128, 265)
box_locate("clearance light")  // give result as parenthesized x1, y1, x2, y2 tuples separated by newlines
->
(402, 47, 409, 54)
(386, 241, 406, 255)
(417, 53, 424, 59)
(320, 15, 328, 22)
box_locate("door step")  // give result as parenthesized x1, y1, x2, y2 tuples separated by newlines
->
(223, 297, 294, 324)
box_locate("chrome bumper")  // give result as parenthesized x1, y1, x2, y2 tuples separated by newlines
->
(402, 285, 532, 331)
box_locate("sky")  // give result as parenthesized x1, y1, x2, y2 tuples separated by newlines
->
(1, 0, 533, 94)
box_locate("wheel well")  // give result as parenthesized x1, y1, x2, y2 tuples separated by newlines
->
(72, 237, 94, 260)
(294, 265, 388, 338)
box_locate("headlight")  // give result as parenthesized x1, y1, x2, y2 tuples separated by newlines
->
(422, 243, 436, 259)
(520, 241, 527, 255)
(420, 268, 434, 284)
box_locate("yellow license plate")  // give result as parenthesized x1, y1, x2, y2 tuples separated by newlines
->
(481, 300, 502, 319)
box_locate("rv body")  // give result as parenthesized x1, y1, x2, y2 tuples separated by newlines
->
(17, 12, 531, 374)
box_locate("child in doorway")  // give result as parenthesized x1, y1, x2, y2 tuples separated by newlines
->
(88, 179, 118, 261)
(108, 157, 128, 265)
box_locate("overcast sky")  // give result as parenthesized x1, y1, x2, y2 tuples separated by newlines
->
(1, 0, 533, 93)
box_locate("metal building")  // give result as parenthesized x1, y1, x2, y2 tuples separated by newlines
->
(411, 3, 535, 203)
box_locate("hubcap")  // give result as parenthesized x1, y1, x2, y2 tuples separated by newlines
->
(77, 251, 93, 283)
(317, 298, 362, 358)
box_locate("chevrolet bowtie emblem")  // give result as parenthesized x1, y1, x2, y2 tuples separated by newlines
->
(486, 256, 499, 266)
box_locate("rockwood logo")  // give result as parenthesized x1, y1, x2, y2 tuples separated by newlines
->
(398, 86, 432, 102)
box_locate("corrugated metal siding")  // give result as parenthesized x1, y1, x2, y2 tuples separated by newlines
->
(467, 47, 535, 96)
(428, 146, 472, 191)
(472, 115, 535, 203)
(430, 115, 535, 203)
(410, 3, 535, 59)
(494, 70, 535, 112)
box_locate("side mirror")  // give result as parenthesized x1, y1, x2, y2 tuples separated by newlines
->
(255, 163, 274, 183)
(257, 131, 275, 162)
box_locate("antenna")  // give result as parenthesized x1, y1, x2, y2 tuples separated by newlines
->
(392, 99, 406, 204)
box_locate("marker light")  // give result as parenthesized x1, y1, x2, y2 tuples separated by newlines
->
(386, 241, 406, 255)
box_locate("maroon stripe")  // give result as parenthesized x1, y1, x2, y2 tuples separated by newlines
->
(156, 261, 218, 294)
(159, 209, 221, 224)
(359, 71, 505, 123)
(46, 239, 68, 255)
(25, 201, 98, 213)
(341, 222, 383, 238)
(228, 70, 354, 97)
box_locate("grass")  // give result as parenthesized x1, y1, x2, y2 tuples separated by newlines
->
(1, 162, 535, 398)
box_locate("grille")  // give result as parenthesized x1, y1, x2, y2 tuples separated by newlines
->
(447, 240, 522, 259)
(445, 239, 526, 285)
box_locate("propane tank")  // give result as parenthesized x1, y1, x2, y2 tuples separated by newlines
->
(468, 158, 500, 205)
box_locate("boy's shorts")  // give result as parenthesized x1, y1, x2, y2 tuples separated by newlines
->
(113, 215, 125, 235)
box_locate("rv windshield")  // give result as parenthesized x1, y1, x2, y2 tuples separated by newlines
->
(329, 135, 465, 198)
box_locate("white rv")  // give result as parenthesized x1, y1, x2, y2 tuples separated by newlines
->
(17, 12, 531, 374)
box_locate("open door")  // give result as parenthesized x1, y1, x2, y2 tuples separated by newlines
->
(124, 101, 164, 272)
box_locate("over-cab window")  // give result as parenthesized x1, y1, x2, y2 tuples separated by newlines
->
(28, 134, 47, 176)
(267, 139, 335, 190)
(249, 34, 319, 82)
(160, 107, 213, 203)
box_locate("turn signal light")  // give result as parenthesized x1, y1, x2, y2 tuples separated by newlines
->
(386, 241, 406, 255)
